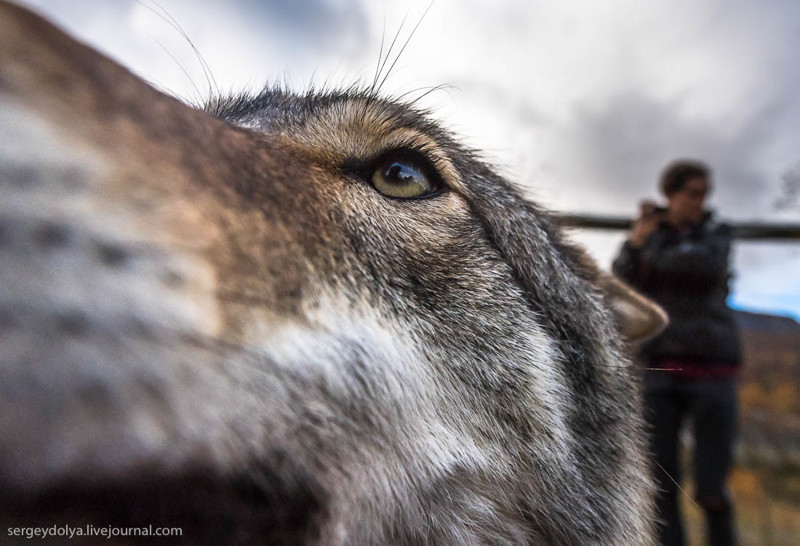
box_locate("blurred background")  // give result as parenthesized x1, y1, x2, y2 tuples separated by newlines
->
(16, 1, 800, 543)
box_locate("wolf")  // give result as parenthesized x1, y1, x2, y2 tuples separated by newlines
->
(0, 2, 663, 544)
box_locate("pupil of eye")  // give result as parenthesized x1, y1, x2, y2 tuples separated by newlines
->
(386, 162, 421, 185)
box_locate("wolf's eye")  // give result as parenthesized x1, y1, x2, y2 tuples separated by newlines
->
(370, 153, 443, 199)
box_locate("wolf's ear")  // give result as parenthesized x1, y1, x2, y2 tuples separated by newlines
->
(599, 274, 668, 343)
(451, 163, 666, 351)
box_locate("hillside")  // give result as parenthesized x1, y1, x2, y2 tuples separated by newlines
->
(736, 310, 800, 466)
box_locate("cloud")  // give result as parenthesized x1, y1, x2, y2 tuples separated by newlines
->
(19, 0, 373, 101)
(520, 92, 789, 218)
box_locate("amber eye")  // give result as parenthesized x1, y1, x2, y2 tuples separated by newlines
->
(370, 153, 442, 199)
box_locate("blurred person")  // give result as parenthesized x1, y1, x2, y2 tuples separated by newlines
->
(613, 160, 742, 546)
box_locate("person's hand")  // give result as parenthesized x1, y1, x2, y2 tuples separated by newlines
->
(629, 201, 664, 247)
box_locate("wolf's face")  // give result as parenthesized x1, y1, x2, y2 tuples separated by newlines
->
(0, 3, 656, 544)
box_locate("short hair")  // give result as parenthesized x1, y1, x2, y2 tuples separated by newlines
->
(659, 160, 711, 196)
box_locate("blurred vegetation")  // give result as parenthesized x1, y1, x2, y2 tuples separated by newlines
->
(679, 311, 800, 544)
(683, 464, 800, 545)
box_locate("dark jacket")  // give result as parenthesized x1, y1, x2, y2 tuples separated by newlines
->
(613, 212, 742, 365)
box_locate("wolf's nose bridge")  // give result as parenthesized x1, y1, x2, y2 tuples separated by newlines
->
(0, 0, 318, 369)
(0, 2, 252, 491)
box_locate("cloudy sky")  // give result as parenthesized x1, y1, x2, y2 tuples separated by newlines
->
(18, 0, 800, 319)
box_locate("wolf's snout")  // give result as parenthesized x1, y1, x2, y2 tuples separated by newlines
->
(0, 49, 300, 496)
(0, 128, 219, 493)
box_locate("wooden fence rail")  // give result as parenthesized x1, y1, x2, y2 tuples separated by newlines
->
(556, 214, 800, 240)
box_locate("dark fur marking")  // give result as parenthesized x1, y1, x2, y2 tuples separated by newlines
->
(0, 458, 329, 546)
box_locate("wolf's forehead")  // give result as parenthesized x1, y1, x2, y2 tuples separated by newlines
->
(211, 91, 461, 179)
(213, 90, 435, 135)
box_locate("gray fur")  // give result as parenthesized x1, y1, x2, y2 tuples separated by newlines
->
(0, 3, 654, 544)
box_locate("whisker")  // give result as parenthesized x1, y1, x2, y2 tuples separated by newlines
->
(655, 460, 700, 509)
(147, 33, 203, 104)
(393, 83, 452, 103)
(371, 11, 388, 93)
(403, 83, 456, 109)
(149, 0, 220, 96)
(142, 76, 192, 104)
(375, 0, 435, 95)
(371, 6, 410, 96)
(134, 0, 220, 100)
